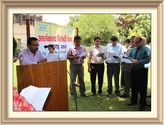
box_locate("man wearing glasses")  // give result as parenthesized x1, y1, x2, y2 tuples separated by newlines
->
(18, 37, 47, 65)
(127, 36, 150, 111)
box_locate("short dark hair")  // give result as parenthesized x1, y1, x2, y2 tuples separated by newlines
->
(94, 36, 100, 41)
(44, 44, 55, 49)
(135, 36, 142, 42)
(110, 36, 118, 42)
(27, 37, 38, 45)
(74, 35, 81, 41)
(130, 36, 136, 40)
(124, 39, 130, 43)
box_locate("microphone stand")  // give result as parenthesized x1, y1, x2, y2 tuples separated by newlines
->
(67, 70, 78, 111)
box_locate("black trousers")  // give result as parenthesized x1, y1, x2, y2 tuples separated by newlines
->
(106, 63, 120, 94)
(131, 68, 148, 107)
(121, 62, 125, 87)
(90, 63, 104, 94)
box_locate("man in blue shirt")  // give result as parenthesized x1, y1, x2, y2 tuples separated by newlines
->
(127, 36, 150, 111)
(105, 36, 123, 96)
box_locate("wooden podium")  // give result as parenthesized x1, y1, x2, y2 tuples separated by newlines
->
(16, 60, 68, 111)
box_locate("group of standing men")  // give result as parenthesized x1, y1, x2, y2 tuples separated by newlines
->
(67, 35, 150, 111)
(18, 35, 150, 111)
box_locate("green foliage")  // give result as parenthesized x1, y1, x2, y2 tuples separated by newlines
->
(67, 16, 79, 27)
(116, 14, 151, 41)
(68, 14, 151, 45)
(116, 14, 137, 40)
(68, 14, 118, 45)
(133, 14, 151, 38)
(66, 58, 151, 111)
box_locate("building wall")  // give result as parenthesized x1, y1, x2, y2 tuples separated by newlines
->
(14, 23, 36, 46)
(13, 14, 42, 47)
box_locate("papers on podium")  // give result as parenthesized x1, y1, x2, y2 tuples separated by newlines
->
(20, 85, 51, 111)
(96, 52, 105, 57)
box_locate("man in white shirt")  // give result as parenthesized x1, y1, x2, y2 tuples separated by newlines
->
(88, 37, 106, 96)
(105, 36, 123, 96)
(45, 44, 58, 62)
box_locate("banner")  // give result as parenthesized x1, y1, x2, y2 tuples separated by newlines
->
(35, 21, 76, 60)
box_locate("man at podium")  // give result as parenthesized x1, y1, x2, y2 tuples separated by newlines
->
(18, 37, 47, 65)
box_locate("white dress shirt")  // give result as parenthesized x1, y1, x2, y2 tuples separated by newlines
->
(122, 46, 128, 54)
(88, 45, 106, 64)
(105, 43, 123, 63)
(18, 48, 45, 65)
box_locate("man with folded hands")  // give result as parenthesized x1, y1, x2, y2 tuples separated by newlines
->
(127, 36, 150, 111)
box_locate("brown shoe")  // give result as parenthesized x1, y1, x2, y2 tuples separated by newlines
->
(98, 93, 103, 97)
(91, 93, 96, 96)
(106, 93, 111, 96)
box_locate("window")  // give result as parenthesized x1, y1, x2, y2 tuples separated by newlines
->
(22, 15, 26, 21)
(30, 16, 34, 25)
(22, 15, 26, 24)
(13, 14, 20, 23)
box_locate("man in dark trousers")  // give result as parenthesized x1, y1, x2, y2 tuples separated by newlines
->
(67, 35, 88, 100)
(127, 36, 150, 111)
(105, 36, 123, 96)
(88, 37, 106, 96)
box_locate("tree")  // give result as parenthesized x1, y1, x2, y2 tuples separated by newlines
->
(132, 14, 151, 39)
(116, 14, 151, 42)
(67, 14, 118, 45)
(116, 14, 137, 41)
(67, 16, 79, 27)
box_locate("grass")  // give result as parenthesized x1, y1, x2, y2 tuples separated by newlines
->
(67, 60, 151, 111)
(14, 59, 151, 111)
